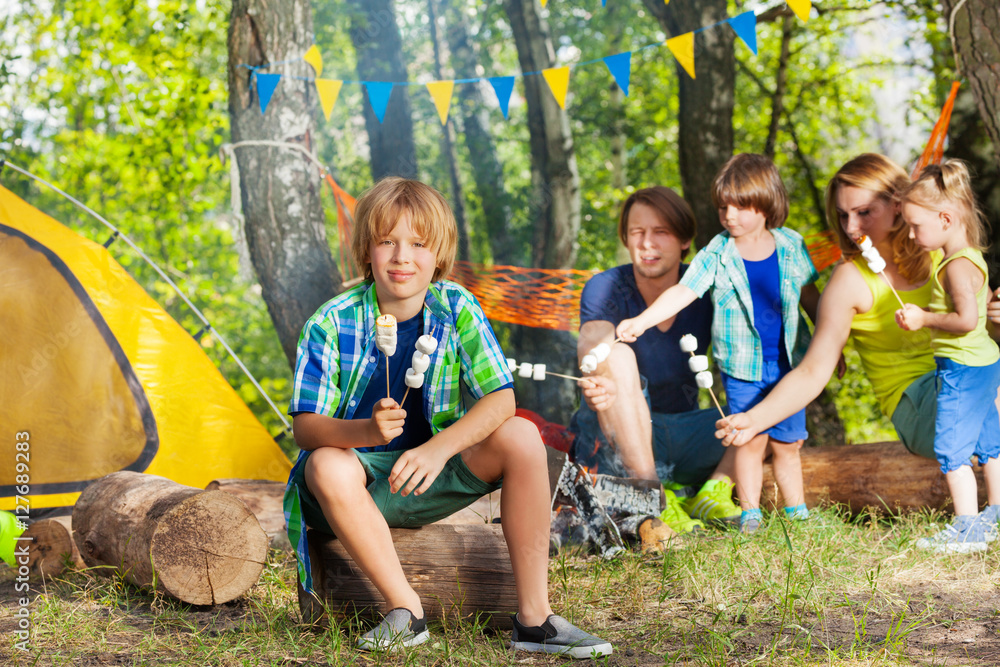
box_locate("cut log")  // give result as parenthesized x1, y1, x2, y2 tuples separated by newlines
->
(299, 524, 517, 628)
(760, 441, 985, 514)
(23, 516, 84, 577)
(73, 471, 268, 605)
(204, 478, 290, 550)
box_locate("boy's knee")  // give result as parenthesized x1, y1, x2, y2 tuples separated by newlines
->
(492, 416, 545, 457)
(304, 448, 365, 500)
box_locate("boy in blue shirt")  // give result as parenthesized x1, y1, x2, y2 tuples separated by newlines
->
(284, 177, 611, 658)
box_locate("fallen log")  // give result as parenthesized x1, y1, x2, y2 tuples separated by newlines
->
(204, 478, 290, 551)
(73, 471, 268, 605)
(299, 524, 517, 628)
(23, 515, 84, 577)
(760, 441, 985, 514)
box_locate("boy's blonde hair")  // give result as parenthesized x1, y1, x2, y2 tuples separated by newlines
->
(711, 153, 789, 229)
(898, 159, 989, 251)
(824, 153, 930, 284)
(352, 177, 458, 282)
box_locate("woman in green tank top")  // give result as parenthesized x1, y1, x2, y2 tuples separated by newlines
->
(714, 154, 1000, 460)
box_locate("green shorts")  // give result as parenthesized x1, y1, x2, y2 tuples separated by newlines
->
(891, 371, 937, 460)
(291, 448, 502, 533)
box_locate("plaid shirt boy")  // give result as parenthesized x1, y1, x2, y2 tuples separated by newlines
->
(284, 279, 513, 593)
(680, 227, 818, 382)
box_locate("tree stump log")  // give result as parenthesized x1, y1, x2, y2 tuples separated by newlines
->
(204, 478, 290, 551)
(299, 524, 517, 629)
(23, 515, 84, 577)
(760, 441, 983, 514)
(73, 471, 268, 605)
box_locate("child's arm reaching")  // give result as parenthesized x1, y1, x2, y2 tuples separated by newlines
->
(896, 258, 983, 334)
(292, 400, 406, 452)
(616, 284, 698, 342)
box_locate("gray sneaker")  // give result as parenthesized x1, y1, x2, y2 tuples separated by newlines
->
(977, 505, 1000, 542)
(510, 614, 613, 659)
(357, 608, 429, 652)
(916, 515, 989, 554)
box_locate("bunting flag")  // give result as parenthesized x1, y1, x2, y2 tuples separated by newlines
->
(542, 67, 571, 109)
(426, 80, 455, 125)
(315, 79, 343, 121)
(728, 11, 758, 55)
(489, 76, 516, 119)
(255, 73, 282, 114)
(364, 82, 394, 123)
(602, 52, 632, 96)
(666, 33, 695, 79)
(786, 0, 811, 22)
(303, 45, 323, 77)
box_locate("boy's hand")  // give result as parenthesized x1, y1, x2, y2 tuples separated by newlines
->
(369, 398, 406, 447)
(895, 304, 926, 331)
(579, 376, 616, 412)
(715, 412, 758, 447)
(389, 439, 451, 496)
(615, 317, 647, 343)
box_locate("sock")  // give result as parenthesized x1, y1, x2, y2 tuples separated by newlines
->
(741, 508, 762, 523)
(784, 504, 809, 520)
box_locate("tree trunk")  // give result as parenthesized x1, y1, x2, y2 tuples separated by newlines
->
(228, 0, 342, 366)
(204, 478, 290, 551)
(23, 516, 84, 578)
(759, 441, 985, 515)
(299, 524, 517, 628)
(641, 0, 734, 247)
(764, 15, 794, 160)
(427, 0, 471, 261)
(944, 0, 1000, 166)
(73, 472, 268, 605)
(501, 0, 580, 423)
(347, 0, 419, 180)
(501, 0, 581, 269)
(442, 0, 518, 264)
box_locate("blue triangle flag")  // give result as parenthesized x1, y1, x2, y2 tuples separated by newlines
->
(488, 76, 515, 119)
(255, 73, 281, 114)
(602, 52, 632, 97)
(364, 82, 394, 123)
(729, 11, 758, 56)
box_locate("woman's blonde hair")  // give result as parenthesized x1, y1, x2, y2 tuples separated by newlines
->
(824, 153, 931, 283)
(711, 153, 789, 229)
(351, 177, 458, 282)
(898, 159, 988, 251)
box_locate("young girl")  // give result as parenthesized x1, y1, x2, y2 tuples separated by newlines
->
(616, 154, 820, 533)
(896, 160, 1000, 553)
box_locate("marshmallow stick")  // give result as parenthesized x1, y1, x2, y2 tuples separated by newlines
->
(679, 334, 726, 421)
(855, 236, 905, 310)
(547, 370, 583, 381)
(375, 315, 397, 400)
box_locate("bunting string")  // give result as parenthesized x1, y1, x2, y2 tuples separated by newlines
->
(240, 1, 812, 122)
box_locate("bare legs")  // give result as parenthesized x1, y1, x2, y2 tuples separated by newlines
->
(594, 344, 656, 480)
(304, 416, 553, 627)
(733, 435, 804, 510)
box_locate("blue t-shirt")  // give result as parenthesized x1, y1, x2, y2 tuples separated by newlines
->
(742, 251, 784, 362)
(579, 264, 713, 414)
(354, 312, 433, 452)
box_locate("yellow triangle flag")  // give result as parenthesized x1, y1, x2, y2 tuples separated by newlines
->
(542, 67, 571, 110)
(303, 44, 323, 77)
(786, 0, 811, 22)
(540, 0, 548, 6)
(315, 79, 343, 121)
(426, 80, 455, 125)
(666, 33, 695, 79)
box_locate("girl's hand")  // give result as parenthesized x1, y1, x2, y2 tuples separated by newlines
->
(369, 398, 405, 447)
(615, 317, 647, 343)
(895, 304, 927, 331)
(715, 412, 758, 447)
(389, 440, 451, 496)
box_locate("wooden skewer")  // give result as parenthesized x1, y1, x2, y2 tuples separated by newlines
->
(878, 271, 907, 310)
(547, 370, 582, 381)
(400, 386, 411, 406)
(687, 350, 726, 421)
(385, 358, 391, 400)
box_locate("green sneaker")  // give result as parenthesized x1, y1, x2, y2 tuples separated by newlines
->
(659, 487, 704, 534)
(684, 478, 741, 526)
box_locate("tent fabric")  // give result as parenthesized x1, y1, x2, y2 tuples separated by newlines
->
(0, 185, 291, 515)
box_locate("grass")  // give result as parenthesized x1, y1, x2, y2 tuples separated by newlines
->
(3, 506, 1000, 665)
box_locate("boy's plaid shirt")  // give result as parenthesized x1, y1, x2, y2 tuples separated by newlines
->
(283, 279, 514, 593)
(680, 227, 819, 382)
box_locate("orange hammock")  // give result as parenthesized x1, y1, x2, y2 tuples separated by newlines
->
(324, 83, 960, 331)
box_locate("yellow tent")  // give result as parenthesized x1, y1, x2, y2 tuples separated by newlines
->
(0, 185, 291, 515)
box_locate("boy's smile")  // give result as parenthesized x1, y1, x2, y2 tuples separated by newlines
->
(369, 212, 439, 320)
